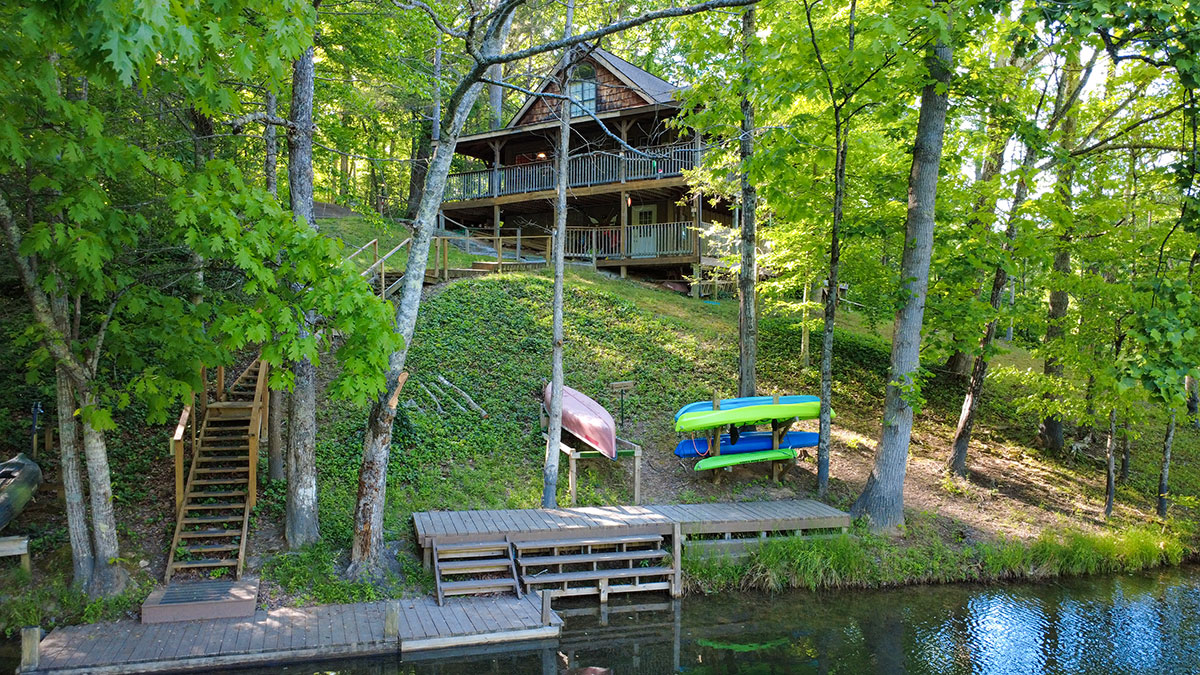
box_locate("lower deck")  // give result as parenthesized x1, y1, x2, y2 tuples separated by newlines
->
(23, 594, 558, 674)
(414, 500, 850, 556)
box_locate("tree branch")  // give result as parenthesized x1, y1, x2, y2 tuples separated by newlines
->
(229, 111, 299, 133)
(481, 0, 758, 67)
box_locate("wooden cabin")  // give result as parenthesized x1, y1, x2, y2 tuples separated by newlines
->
(438, 47, 735, 281)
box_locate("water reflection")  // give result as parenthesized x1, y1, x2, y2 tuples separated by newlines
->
(222, 566, 1200, 674)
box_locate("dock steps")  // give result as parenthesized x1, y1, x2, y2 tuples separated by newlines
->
(523, 566, 674, 585)
(432, 537, 521, 606)
(515, 534, 676, 602)
(140, 579, 259, 624)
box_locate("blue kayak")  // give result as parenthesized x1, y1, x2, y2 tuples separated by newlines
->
(674, 431, 819, 458)
(674, 395, 820, 423)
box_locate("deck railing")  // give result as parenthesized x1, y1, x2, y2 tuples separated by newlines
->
(444, 142, 699, 202)
(564, 221, 704, 260)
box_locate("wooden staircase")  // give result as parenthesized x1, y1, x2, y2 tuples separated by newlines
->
(432, 537, 522, 606)
(164, 359, 267, 582)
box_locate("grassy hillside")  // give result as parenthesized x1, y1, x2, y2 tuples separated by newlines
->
(296, 269, 1199, 568)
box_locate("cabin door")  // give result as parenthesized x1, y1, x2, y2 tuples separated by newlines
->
(630, 205, 657, 257)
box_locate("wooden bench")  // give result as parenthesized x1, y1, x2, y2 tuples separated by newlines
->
(0, 536, 31, 574)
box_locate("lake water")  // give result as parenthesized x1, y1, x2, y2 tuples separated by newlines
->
(7, 565, 1198, 673)
(262, 564, 1200, 674)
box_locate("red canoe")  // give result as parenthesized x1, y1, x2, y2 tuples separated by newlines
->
(544, 383, 617, 460)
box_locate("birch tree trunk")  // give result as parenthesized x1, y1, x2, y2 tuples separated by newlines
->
(286, 44, 320, 547)
(56, 365, 93, 590)
(850, 38, 952, 532)
(736, 6, 758, 399)
(349, 54, 495, 574)
(1158, 412, 1175, 518)
(543, 8, 575, 509)
(80, 392, 129, 597)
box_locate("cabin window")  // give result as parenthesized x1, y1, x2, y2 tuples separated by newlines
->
(569, 64, 597, 116)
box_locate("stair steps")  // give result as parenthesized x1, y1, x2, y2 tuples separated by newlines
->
(432, 537, 521, 606)
(515, 535, 675, 602)
(164, 358, 264, 585)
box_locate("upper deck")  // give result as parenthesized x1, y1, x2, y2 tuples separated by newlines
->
(443, 141, 698, 205)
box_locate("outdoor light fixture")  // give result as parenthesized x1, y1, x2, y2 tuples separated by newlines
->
(537, 152, 547, 159)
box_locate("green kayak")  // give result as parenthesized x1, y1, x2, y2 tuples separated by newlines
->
(694, 448, 795, 471)
(675, 401, 827, 432)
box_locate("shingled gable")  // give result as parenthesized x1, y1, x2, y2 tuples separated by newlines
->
(507, 46, 680, 128)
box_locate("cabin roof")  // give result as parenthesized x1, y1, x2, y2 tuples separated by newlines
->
(590, 47, 678, 105)
(505, 45, 681, 129)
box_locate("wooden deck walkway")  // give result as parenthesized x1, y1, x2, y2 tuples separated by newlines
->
(413, 499, 850, 549)
(22, 594, 559, 674)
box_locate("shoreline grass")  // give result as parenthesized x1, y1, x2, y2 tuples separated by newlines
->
(683, 516, 1194, 595)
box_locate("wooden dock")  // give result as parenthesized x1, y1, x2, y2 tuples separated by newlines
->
(21, 594, 559, 674)
(415, 500, 850, 604)
(414, 499, 850, 550)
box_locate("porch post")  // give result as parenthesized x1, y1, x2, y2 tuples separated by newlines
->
(619, 190, 628, 258)
(490, 141, 502, 200)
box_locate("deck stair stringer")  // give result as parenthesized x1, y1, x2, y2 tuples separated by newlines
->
(432, 536, 522, 606)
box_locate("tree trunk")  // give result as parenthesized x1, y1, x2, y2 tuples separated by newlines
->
(347, 372, 407, 578)
(264, 90, 285, 482)
(543, 13, 575, 508)
(944, 350, 971, 377)
(737, 6, 757, 399)
(1119, 419, 1130, 482)
(1187, 375, 1198, 426)
(1039, 50, 1081, 456)
(487, 8, 516, 130)
(406, 112, 432, 221)
(1158, 412, 1174, 518)
(850, 38, 952, 532)
(265, 91, 278, 197)
(946, 145, 1031, 475)
(1104, 408, 1116, 518)
(56, 366, 93, 590)
(349, 41, 496, 570)
(80, 393, 128, 597)
(285, 45, 321, 548)
(817, 130, 849, 497)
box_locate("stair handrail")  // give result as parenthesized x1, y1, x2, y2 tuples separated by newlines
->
(345, 238, 379, 263)
(359, 238, 411, 298)
(171, 397, 194, 515)
(245, 360, 270, 510)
